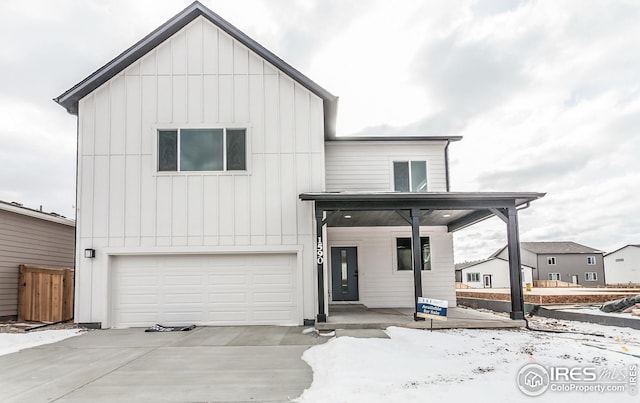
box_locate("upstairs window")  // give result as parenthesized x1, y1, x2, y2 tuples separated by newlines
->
(396, 237, 431, 271)
(158, 128, 246, 172)
(394, 161, 427, 192)
(587, 256, 596, 265)
(547, 257, 556, 265)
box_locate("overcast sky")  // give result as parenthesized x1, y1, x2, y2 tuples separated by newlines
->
(1, 0, 638, 261)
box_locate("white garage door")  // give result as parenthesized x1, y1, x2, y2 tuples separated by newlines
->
(111, 254, 298, 328)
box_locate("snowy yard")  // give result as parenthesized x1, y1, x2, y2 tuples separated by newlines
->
(0, 329, 82, 356)
(297, 317, 639, 402)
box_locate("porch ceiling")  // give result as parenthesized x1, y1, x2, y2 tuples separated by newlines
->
(299, 191, 545, 232)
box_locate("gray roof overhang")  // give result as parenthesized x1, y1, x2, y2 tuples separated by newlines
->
(54, 1, 339, 139)
(326, 136, 463, 142)
(299, 192, 545, 232)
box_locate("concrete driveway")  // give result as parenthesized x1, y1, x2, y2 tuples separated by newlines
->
(0, 326, 328, 403)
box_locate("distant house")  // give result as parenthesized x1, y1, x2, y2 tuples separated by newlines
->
(604, 245, 640, 285)
(493, 241, 605, 286)
(455, 258, 534, 289)
(0, 201, 75, 319)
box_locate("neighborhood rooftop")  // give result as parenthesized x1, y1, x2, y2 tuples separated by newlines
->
(491, 241, 603, 257)
(0, 200, 74, 226)
(520, 241, 603, 254)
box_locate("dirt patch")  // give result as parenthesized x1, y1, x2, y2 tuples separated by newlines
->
(0, 320, 89, 334)
(456, 291, 637, 304)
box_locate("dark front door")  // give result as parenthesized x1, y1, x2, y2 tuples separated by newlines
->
(331, 247, 359, 301)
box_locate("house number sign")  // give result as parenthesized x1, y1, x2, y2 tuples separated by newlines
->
(316, 237, 324, 264)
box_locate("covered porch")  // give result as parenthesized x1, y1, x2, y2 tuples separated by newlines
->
(315, 304, 525, 330)
(299, 192, 545, 324)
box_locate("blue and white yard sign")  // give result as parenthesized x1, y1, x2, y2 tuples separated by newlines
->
(417, 297, 448, 321)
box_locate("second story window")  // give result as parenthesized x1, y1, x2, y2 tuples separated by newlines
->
(587, 256, 596, 265)
(393, 161, 427, 192)
(158, 128, 246, 172)
(547, 257, 556, 265)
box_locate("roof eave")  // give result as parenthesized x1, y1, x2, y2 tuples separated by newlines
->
(324, 135, 463, 142)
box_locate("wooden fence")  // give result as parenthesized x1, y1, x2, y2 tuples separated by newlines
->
(18, 265, 74, 322)
(533, 280, 582, 288)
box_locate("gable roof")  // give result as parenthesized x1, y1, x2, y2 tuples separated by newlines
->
(455, 257, 534, 271)
(54, 1, 338, 139)
(605, 244, 640, 256)
(520, 241, 603, 254)
(491, 241, 603, 257)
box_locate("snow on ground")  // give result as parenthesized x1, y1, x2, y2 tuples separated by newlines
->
(0, 329, 82, 356)
(297, 317, 640, 403)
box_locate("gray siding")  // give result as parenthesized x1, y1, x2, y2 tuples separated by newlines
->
(535, 253, 605, 286)
(0, 209, 75, 317)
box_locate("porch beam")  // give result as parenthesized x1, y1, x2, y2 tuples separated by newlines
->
(410, 208, 424, 321)
(394, 210, 412, 225)
(315, 208, 327, 323)
(489, 208, 508, 224)
(447, 209, 495, 232)
(315, 199, 516, 211)
(506, 206, 525, 320)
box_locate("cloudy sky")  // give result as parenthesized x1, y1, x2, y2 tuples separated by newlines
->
(1, 0, 638, 261)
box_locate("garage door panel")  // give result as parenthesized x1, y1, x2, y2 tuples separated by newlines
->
(162, 311, 205, 322)
(112, 254, 298, 327)
(117, 294, 159, 304)
(253, 292, 292, 304)
(208, 293, 247, 303)
(253, 273, 292, 285)
(163, 293, 203, 304)
(164, 274, 204, 285)
(208, 274, 249, 285)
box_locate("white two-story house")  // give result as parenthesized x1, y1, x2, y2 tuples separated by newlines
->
(55, 2, 543, 328)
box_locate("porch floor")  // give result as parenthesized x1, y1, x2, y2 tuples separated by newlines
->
(315, 304, 525, 331)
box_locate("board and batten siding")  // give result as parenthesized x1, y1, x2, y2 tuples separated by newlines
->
(604, 246, 640, 285)
(75, 16, 324, 323)
(325, 141, 448, 192)
(0, 209, 75, 317)
(327, 226, 456, 308)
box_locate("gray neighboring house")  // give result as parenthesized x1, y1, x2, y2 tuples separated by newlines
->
(0, 201, 75, 319)
(493, 241, 605, 286)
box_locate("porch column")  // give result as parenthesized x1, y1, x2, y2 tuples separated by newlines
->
(506, 207, 525, 320)
(410, 208, 424, 321)
(315, 208, 327, 323)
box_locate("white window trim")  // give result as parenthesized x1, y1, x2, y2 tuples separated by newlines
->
(389, 158, 429, 192)
(152, 124, 252, 176)
(585, 272, 598, 281)
(547, 257, 556, 265)
(548, 272, 561, 281)
(587, 256, 596, 265)
(466, 272, 480, 282)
